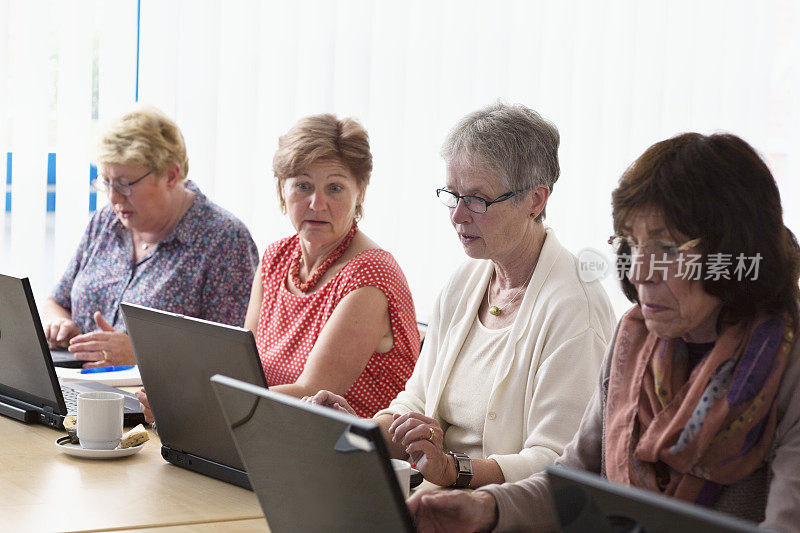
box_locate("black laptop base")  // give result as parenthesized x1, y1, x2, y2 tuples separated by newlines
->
(0, 389, 144, 430)
(161, 446, 252, 490)
(50, 349, 85, 369)
(0, 395, 39, 423)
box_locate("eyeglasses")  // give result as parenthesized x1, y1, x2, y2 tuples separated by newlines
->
(436, 188, 517, 214)
(608, 234, 702, 262)
(91, 170, 153, 197)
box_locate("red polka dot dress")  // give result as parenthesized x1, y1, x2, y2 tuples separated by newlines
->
(256, 235, 420, 418)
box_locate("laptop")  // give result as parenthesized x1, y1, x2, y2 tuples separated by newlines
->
(546, 464, 760, 533)
(211, 374, 415, 533)
(0, 274, 145, 429)
(50, 348, 84, 368)
(121, 303, 268, 489)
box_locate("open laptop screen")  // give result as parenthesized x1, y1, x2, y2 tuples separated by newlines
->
(211, 375, 414, 533)
(122, 302, 267, 474)
(547, 464, 760, 533)
(0, 274, 64, 412)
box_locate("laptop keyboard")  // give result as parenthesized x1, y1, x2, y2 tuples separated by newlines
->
(60, 385, 79, 413)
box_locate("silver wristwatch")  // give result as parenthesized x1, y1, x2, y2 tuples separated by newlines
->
(447, 451, 473, 488)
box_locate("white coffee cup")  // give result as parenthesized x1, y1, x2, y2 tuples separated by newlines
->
(391, 458, 411, 499)
(77, 391, 124, 450)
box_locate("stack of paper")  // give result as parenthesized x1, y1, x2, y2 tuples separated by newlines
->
(55, 366, 143, 387)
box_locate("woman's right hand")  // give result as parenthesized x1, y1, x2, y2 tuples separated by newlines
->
(135, 388, 154, 425)
(44, 317, 81, 349)
(303, 390, 358, 416)
(390, 412, 455, 486)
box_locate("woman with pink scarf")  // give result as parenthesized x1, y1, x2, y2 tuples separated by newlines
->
(409, 133, 800, 532)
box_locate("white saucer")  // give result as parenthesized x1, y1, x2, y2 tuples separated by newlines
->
(55, 436, 145, 459)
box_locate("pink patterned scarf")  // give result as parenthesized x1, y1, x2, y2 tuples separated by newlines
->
(605, 306, 795, 505)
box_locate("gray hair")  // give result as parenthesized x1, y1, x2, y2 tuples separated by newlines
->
(440, 102, 560, 220)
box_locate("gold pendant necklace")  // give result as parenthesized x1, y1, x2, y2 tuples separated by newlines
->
(487, 288, 523, 316)
(486, 269, 534, 316)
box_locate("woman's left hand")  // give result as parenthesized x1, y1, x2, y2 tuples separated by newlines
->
(407, 490, 498, 532)
(68, 311, 135, 367)
(389, 412, 455, 486)
(135, 388, 154, 425)
(303, 390, 358, 416)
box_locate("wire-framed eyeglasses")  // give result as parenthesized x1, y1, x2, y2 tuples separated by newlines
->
(91, 169, 153, 197)
(608, 234, 702, 262)
(436, 188, 517, 214)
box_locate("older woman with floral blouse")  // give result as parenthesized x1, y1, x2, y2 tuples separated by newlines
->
(42, 106, 258, 367)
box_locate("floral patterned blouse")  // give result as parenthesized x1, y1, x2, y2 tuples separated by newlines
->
(52, 181, 259, 333)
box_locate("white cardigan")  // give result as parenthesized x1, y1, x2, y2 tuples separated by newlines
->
(375, 228, 617, 482)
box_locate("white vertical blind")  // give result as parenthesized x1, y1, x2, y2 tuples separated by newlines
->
(0, 0, 8, 258)
(0, 0, 139, 299)
(2, 0, 798, 317)
(211, 0, 261, 224)
(130, 0, 800, 319)
(95, 0, 139, 215)
(96, 1, 138, 123)
(779, 3, 800, 238)
(7, 1, 49, 289)
(53, 0, 94, 281)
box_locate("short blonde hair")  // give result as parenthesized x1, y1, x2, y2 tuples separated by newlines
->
(95, 105, 189, 182)
(273, 114, 372, 218)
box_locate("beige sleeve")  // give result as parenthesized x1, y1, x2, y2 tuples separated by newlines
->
(479, 325, 616, 532)
(487, 328, 607, 482)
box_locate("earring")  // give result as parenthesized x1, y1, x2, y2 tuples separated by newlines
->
(529, 213, 536, 218)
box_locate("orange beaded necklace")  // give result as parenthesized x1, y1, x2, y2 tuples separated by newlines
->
(290, 222, 358, 293)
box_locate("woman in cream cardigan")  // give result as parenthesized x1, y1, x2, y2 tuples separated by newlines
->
(308, 102, 616, 488)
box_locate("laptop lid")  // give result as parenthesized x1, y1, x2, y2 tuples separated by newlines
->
(546, 464, 760, 533)
(122, 303, 267, 487)
(210, 374, 415, 533)
(0, 274, 70, 418)
(0, 274, 145, 428)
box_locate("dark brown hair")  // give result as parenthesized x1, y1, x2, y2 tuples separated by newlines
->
(273, 114, 372, 219)
(612, 132, 800, 326)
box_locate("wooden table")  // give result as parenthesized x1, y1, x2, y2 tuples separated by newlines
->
(1, 377, 441, 533)
(0, 415, 264, 532)
(114, 518, 270, 532)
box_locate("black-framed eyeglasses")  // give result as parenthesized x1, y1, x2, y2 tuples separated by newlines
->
(435, 188, 517, 214)
(91, 169, 153, 197)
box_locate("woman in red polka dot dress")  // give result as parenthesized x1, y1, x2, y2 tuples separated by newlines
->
(242, 114, 420, 418)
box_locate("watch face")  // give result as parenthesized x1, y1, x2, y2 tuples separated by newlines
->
(456, 456, 473, 473)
